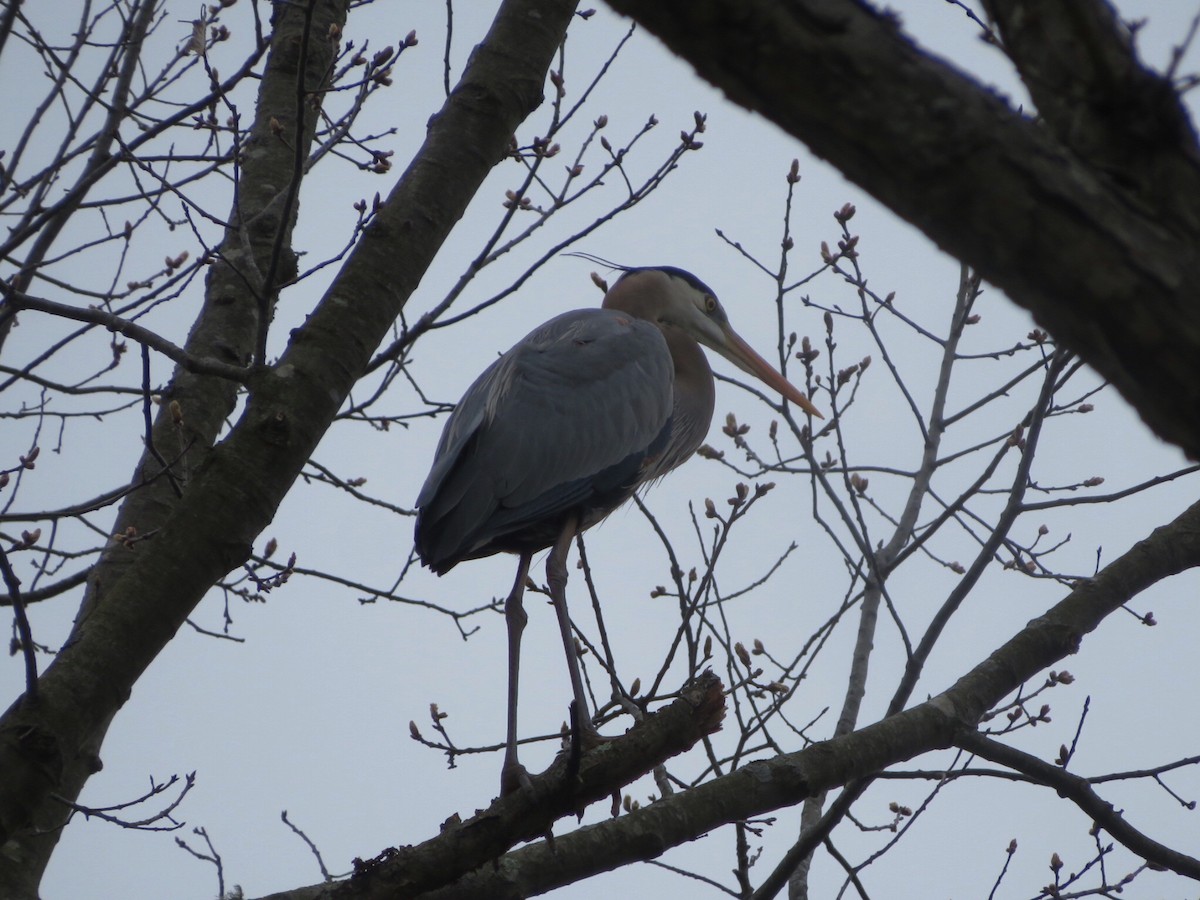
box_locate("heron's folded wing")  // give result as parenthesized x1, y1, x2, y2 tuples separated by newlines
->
(414, 308, 673, 569)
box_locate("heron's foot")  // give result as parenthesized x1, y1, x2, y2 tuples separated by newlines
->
(500, 759, 533, 796)
(566, 700, 622, 757)
(577, 721, 616, 751)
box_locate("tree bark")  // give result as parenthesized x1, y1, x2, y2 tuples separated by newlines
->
(603, 0, 1200, 458)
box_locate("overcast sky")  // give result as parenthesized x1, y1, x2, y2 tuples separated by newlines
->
(5, 2, 1200, 898)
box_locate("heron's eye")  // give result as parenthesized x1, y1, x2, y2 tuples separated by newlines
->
(703, 295, 717, 314)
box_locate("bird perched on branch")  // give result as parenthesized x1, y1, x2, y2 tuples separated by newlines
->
(414, 264, 821, 792)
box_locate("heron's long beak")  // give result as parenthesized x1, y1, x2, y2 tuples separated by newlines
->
(719, 325, 824, 419)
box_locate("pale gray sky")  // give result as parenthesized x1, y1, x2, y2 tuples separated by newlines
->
(4, 2, 1198, 898)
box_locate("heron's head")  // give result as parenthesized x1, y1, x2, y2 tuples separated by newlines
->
(603, 266, 823, 418)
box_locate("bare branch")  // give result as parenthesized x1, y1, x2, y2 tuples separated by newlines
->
(5, 290, 250, 383)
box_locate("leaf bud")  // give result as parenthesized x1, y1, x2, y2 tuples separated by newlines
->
(734, 642, 751, 667)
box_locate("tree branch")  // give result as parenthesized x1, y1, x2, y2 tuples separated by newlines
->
(956, 730, 1200, 880)
(4, 290, 250, 383)
(280, 672, 726, 900)
(256, 498, 1200, 899)
(982, 0, 1200, 232)
(603, 0, 1200, 457)
(0, 546, 37, 702)
(0, 1, 580, 893)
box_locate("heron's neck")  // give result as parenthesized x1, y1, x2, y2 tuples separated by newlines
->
(602, 274, 716, 447)
(662, 324, 715, 454)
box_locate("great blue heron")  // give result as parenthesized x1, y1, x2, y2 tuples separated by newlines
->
(414, 265, 821, 791)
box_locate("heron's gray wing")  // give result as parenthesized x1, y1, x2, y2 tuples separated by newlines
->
(414, 308, 673, 571)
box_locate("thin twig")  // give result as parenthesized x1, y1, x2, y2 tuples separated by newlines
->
(6, 290, 250, 382)
(0, 544, 38, 702)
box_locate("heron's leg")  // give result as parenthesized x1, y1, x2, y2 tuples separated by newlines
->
(546, 513, 597, 743)
(501, 552, 533, 795)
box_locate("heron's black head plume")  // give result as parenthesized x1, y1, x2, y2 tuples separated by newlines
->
(563, 253, 715, 297)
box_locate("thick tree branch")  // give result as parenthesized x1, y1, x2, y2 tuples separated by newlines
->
(982, 0, 1200, 232)
(0, 7, 349, 892)
(258, 672, 726, 900)
(0, 2, 578, 896)
(603, 0, 1200, 457)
